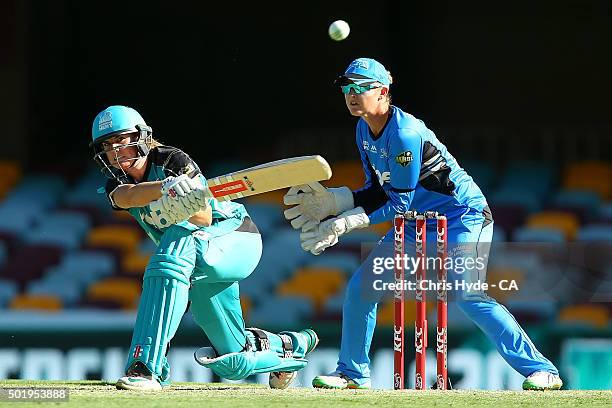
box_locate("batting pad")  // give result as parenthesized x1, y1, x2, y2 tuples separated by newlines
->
(194, 347, 307, 380)
(126, 274, 189, 378)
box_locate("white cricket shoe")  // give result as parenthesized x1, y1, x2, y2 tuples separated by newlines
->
(116, 362, 162, 391)
(312, 371, 371, 389)
(522, 371, 563, 390)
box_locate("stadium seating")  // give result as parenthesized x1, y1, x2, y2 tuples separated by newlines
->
(513, 226, 566, 243)
(0, 158, 610, 334)
(497, 161, 556, 201)
(1, 244, 63, 289)
(460, 160, 495, 193)
(576, 224, 612, 241)
(563, 161, 612, 199)
(0, 278, 18, 308)
(526, 211, 580, 240)
(121, 251, 150, 276)
(549, 190, 602, 223)
(558, 304, 610, 328)
(87, 225, 141, 254)
(277, 267, 345, 312)
(10, 294, 62, 311)
(86, 278, 142, 310)
(249, 296, 313, 326)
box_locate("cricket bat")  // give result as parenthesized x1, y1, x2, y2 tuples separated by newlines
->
(206, 155, 332, 201)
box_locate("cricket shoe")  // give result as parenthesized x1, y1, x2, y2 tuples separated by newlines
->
(116, 361, 163, 391)
(269, 329, 319, 390)
(522, 371, 563, 390)
(312, 371, 371, 389)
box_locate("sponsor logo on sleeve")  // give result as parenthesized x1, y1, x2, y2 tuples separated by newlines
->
(395, 151, 413, 167)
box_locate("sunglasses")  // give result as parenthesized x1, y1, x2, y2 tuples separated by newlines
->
(340, 83, 380, 95)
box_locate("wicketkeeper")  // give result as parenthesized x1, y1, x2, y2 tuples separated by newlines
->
(91, 106, 318, 391)
(283, 58, 562, 391)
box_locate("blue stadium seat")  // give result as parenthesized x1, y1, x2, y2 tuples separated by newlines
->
(242, 202, 283, 234)
(0, 203, 44, 235)
(39, 211, 91, 236)
(44, 265, 107, 290)
(0, 278, 18, 308)
(26, 279, 82, 307)
(497, 161, 556, 200)
(6, 174, 67, 209)
(513, 226, 566, 243)
(552, 190, 601, 213)
(23, 229, 82, 249)
(591, 266, 612, 302)
(491, 225, 507, 242)
(305, 253, 360, 274)
(0, 240, 6, 266)
(249, 296, 313, 326)
(460, 161, 496, 193)
(550, 190, 602, 223)
(22, 211, 92, 250)
(62, 250, 115, 274)
(576, 225, 612, 241)
(600, 202, 612, 222)
(323, 291, 345, 314)
(489, 189, 542, 213)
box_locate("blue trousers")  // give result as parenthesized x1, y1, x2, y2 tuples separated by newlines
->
(337, 209, 558, 384)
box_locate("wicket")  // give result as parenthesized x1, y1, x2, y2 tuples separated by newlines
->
(393, 211, 448, 390)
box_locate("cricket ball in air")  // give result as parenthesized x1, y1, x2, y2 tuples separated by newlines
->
(328, 20, 350, 41)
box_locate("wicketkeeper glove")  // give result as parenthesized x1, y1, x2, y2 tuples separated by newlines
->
(299, 207, 370, 255)
(283, 181, 354, 232)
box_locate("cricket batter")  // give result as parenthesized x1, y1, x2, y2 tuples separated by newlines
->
(91, 106, 318, 390)
(283, 58, 562, 390)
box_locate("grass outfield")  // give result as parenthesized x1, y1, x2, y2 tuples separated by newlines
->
(0, 380, 610, 408)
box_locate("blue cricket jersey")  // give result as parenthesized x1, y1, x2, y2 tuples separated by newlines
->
(353, 106, 488, 224)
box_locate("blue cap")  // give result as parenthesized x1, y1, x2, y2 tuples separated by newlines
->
(342, 58, 391, 86)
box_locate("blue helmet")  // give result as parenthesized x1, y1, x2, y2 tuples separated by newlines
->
(91, 105, 148, 144)
(91, 106, 154, 179)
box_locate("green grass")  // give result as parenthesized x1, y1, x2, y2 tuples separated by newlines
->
(0, 380, 610, 408)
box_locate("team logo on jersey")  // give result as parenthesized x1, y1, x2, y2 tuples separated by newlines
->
(395, 151, 413, 167)
(362, 140, 370, 150)
(98, 111, 113, 131)
(370, 145, 377, 154)
(380, 148, 388, 158)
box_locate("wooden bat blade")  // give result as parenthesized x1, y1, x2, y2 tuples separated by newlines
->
(207, 155, 332, 201)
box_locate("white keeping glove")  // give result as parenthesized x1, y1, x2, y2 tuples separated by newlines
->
(299, 207, 370, 255)
(283, 182, 354, 231)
